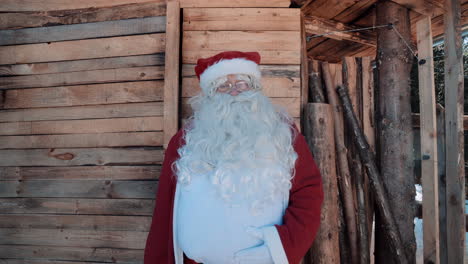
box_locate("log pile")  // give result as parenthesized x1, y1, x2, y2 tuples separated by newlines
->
(304, 57, 410, 264)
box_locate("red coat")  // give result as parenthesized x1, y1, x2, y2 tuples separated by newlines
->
(144, 124, 324, 264)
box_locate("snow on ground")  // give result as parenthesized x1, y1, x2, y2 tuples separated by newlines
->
(413, 184, 468, 263)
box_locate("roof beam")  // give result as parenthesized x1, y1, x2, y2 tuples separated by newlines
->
(391, 0, 445, 17)
(304, 15, 377, 47)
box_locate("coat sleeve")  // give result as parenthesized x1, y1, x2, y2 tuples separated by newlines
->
(144, 129, 185, 264)
(261, 128, 324, 264)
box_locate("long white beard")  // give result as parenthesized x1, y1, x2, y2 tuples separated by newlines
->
(174, 90, 298, 213)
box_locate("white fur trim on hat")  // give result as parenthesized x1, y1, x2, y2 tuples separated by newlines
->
(199, 58, 261, 94)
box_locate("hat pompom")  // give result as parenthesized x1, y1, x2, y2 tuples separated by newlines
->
(195, 51, 262, 94)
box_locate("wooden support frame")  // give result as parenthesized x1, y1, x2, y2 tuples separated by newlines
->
(415, 16, 440, 264)
(443, 0, 465, 263)
(303, 16, 376, 47)
(163, 0, 181, 148)
(300, 11, 309, 131)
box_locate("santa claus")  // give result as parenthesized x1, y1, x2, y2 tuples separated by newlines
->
(144, 51, 324, 264)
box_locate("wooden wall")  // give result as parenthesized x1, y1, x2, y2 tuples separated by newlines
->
(180, 7, 303, 127)
(0, 1, 167, 263)
(0, 0, 304, 262)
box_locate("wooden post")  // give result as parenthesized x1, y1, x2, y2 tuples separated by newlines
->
(361, 56, 376, 256)
(308, 60, 325, 103)
(416, 16, 440, 264)
(375, 0, 415, 263)
(443, 0, 465, 263)
(322, 61, 359, 264)
(163, 0, 181, 148)
(337, 84, 408, 264)
(344, 57, 370, 264)
(436, 105, 447, 264)
(300, 11, 309, 131)
(303, 103, 340, 264)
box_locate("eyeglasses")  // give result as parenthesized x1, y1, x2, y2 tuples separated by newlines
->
(216, 80, 251, 93)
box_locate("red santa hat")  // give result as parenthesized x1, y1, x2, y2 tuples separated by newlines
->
(195, 51, 262, 94)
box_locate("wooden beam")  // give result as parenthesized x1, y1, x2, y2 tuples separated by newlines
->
(375, 1, 414, 262)
(0, 2, 166, 30)
(416, 16, 440, 264)
(0, 66, 165, 90)
(300, 11, 309, 131)
(0, 148, 164, 166)
(0, 0, 165, 12)
(413, 113, 468, 129)
(391, 0, 445, 17)
(179, 0, 290, 8)
(0, 197, 155, 215)
(302, 0, 357, 20)
(163, 0, 181, 148)
(182, 31, 301, 64)
(0, 16, 166, 46)
(183, 8, 300, 31)
(443, 0, 465, 263)
(304, 16, 376, 47)
(436, 105, 447, 264)
(0, 34, 165, 65)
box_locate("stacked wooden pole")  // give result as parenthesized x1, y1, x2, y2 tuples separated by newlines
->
(305, 57, 410, 264)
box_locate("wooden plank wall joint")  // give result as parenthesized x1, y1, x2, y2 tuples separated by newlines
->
(415, 15, 440, 264)
(163, 0, 181, 148)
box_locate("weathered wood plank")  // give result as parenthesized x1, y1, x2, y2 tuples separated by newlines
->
(0, 102, 163, 122)
(0, 54, 165, 76)
(0, 116, 163, 136)
(179, 0, 290, 8)
(183, 50, 300, 65)
(0, 66, 165, 90)
(181, 77, 300, 97)
(183, 30, 300, 52)
(183, 8, 300, 31)
(0, 165, 161, 180)
(0, 34, 165, 65)
(361, 56, 376, 251)
(0, 245, 143, 264)
(0, 214, 151, 231)
(416, 16, 440, 264)
(303, 103, 340, 263)
(0, 198, 155, 215)
(182, 31, 301, 64)
(304, 15, 376, 47)
(343, 57, 358, 116)
(0, 2, 166, 30)
(361, 57, 375, 150)
(0, 259, 121, 264)
(182, 64, 300, 78)
(443, 0, 465, 262)
(392, 0, 444, 17)
(0, 131, 163, 149)
(302, 0, 357, 20)
(332, 0, 376, 23)
(0, 16, 166, 46)
(181, 97, 301, 118)
(0, 0, 166, 12)
(300, 11, 308, 130)
(3, 81, 163, 109)
(0, 147, 164, 166)
(163, 0, 180, 148)
(0, 180, 157, 198)
(0, 228, 147, 249)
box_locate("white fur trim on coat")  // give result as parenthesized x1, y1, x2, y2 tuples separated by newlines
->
(199, 58, 261, 94)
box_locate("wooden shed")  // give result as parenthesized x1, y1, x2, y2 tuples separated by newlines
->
(0, 0, 465, 263)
